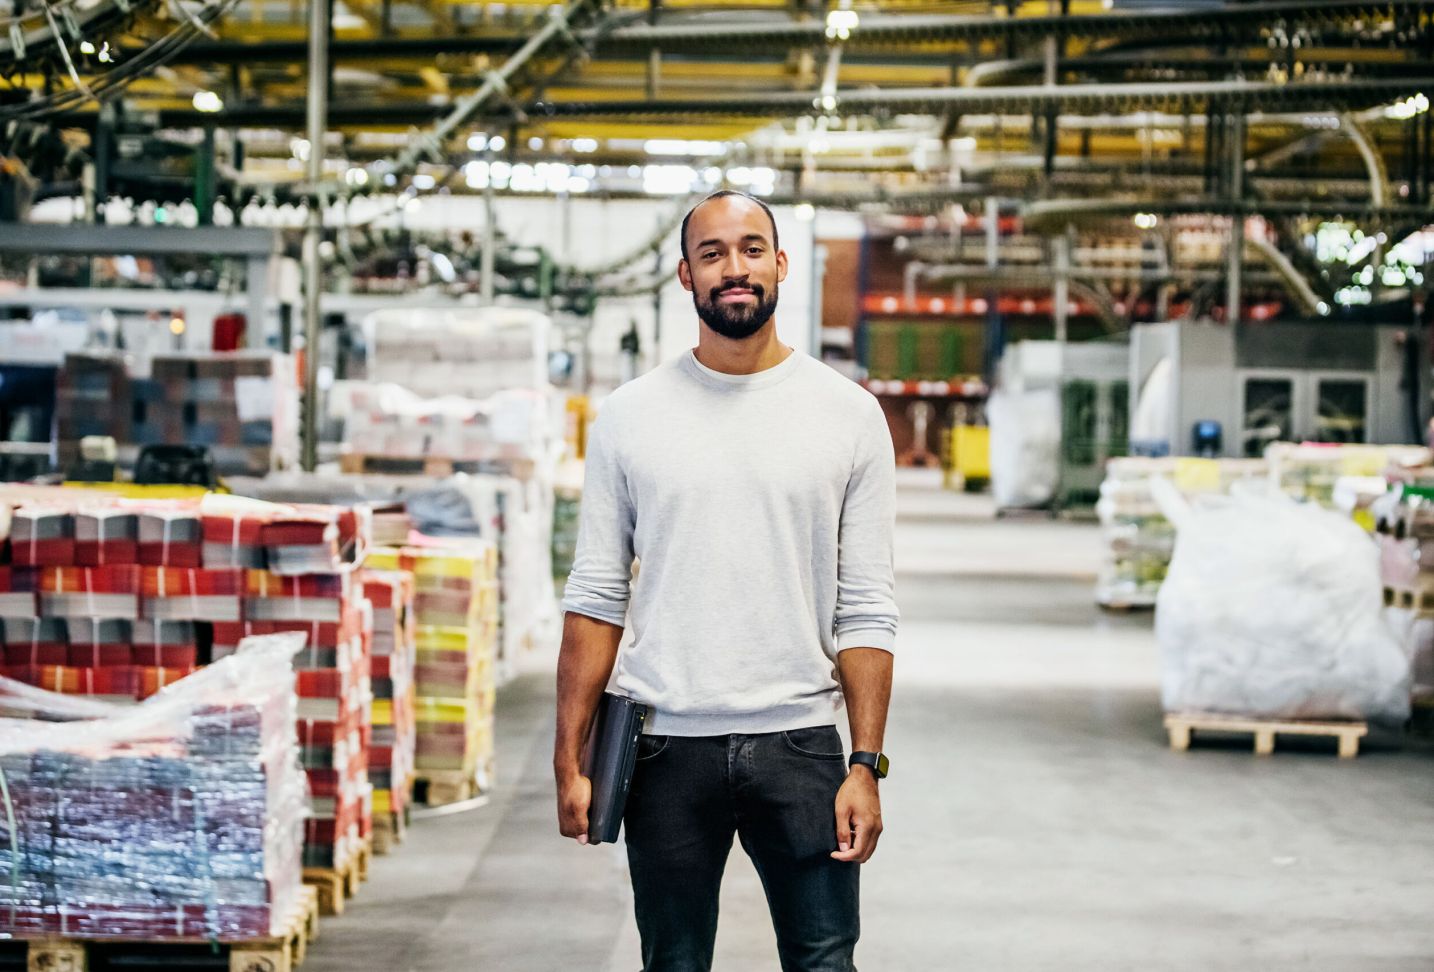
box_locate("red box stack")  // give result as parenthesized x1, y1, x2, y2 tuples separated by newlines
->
(360, 569, 416, 848)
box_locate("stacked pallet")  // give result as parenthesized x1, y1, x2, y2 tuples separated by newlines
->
(0, 634, 308, 957)
(368, 542, 498, 805)
(361, 569, 418, 852)
(55, 350, 300, 476)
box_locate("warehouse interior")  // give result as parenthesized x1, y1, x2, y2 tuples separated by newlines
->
(0, 0, 1432, 969)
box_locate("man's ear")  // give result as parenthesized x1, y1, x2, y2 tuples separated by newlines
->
(775, 249, 789, 284)
(677, 258, 694, 293)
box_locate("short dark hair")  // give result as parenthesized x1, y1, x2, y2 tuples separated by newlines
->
(679, 190, 780, 263)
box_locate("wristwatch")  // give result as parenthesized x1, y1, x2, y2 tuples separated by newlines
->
(849, 751, 889, 779)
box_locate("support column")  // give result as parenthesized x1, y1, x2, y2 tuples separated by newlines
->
(1052, 231, 1069, 343)
(481, 156, 496, 303)
(1226, 114, 1245, 332)
(301, 0, 331, 471)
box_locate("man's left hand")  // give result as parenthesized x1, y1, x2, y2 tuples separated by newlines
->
(830, 768, 883, 863)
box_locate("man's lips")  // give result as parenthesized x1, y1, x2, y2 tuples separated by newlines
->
(717, 288, 756, 301)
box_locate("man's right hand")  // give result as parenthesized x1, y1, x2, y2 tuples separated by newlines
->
(556, 772, 594, 845)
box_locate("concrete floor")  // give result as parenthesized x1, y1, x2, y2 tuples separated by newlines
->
(305, 471, 1434, 972)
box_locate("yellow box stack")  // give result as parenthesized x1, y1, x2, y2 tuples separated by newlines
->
(366, 541, 499, 803)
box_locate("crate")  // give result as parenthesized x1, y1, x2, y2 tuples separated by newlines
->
(1164, 712, 1368, 759)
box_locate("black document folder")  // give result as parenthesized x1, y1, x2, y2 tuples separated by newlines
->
(582, 693, 649, 845)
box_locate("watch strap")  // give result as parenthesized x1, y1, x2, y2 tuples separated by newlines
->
(849, 751, 889, 779)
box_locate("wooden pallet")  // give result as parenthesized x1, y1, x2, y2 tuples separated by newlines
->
(302, 836, 371, 917)
(1382, 584, 1434, 614)
(372, 808, 408, 855)
(414, 769, 480, 807)
(338, 453, 536, 479)
(1164, 712, 1368, 759)
(10, 885, 319, 972)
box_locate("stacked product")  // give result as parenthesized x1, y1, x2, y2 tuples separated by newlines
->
(361, 569, 417, 845)
(368, 541, 498, 800)
(54, 353, 130, 468)
(0, 633, 306, 941)
(1266, 443, 1431, 508)
(1095, 458, 1269, 608)
(55, 350, 300, 476)
(238, 511, 373, 873)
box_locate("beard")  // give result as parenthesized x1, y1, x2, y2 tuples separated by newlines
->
(693, 281, 779, 340)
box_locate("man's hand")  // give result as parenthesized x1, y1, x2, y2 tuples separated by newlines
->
(830, 767, 883, 863)
(556, 772, 594, 845)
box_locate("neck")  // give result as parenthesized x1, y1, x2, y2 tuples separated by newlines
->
(693, 323, 792, 375)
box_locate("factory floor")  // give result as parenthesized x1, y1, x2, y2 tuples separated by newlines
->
(304, 471, 1434, 972)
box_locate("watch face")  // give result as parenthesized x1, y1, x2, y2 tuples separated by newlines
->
(876, 753, 890, 778)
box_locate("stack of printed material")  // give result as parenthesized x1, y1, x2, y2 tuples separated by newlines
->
(202, 511, 269, 568)
(141, 567, 244, 622)
(0, 567, 38, 616)
(368, 541, 498, 794)
(0, 633, 307, 940)
(138, 510, 204, 567)
(75, 510, 138, 566)
(360, 569, 416, 837)
(11, 508, 74, 566)
(40, 565, 141, 619)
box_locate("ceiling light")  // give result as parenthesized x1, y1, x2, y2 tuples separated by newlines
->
(79, 40, 96, 54)
(528, 136, 544, 151)
(412, 174, 436, 190)
(192, 90, 224, 113)
(1133, 212, 1158, 229)
(794, 202, 815, 222)
(824, 9, 858, 40)
(489, 135, 507, 152)
(467, 133, 488, 152)
(572, 138, 599, 153)
(644, 139, 727, 156)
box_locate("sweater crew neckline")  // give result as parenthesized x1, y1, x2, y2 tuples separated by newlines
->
(682, 347, 803, 391)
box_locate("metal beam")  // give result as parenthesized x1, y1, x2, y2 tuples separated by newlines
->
(0, 224, 277, 256)
(302, 0, 330, 472)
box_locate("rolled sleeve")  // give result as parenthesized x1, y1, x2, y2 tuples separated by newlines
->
(561, 412, 636, 627)
(833, 401, 899, 654)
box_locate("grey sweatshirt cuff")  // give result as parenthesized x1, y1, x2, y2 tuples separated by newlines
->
(835, 626, 896, 653)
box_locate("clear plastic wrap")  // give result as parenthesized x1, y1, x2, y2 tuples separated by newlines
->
(987, 388, 1060, 510)
(1154, 480, 1411, 724)
(0, 632, 307, 941)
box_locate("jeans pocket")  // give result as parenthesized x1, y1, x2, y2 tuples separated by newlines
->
(635, 734, 669, 761)
(781, 725, 845, 760)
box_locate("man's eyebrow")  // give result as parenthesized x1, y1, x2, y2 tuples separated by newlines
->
(694, 234, 770, 250)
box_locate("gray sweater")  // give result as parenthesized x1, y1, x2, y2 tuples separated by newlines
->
(562, 348, 899, 736)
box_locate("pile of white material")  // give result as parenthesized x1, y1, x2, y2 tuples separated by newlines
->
(987, 388, 1060, 510)
(1153, 479, 1410, 725)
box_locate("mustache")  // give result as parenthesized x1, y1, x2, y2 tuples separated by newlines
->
(709, 281, 765, 300)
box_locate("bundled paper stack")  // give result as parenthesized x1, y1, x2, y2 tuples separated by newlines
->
(138, 510, 205, 567)
(142, 352, 301, 475)
(261, 506, 368, 576)
(54, 352, 130, 467)
(11, 508, 75, 566)
(360, 569, 417, 838)
(0, 634, 307, 941)
(201, 511, 268, 568)
(235, 565, 373, 871)
(142, 567, 245, 622)
(369, 541, 498, 795)
(75, 510, 138, 566)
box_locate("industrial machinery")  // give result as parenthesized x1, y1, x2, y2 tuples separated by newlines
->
(1129, 320, 1429, 459)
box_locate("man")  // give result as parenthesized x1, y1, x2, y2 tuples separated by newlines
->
(554, 190, 898, 972)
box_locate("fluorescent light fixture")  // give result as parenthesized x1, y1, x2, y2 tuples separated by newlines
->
(488, 135, 506, 152)
(290, 138, 311, 162)
(192, 90, 224, 113)
(528, 136, 544, 151)
(643, 164, 699, 195)
(824, 9, 858, 40)
(820, 94, 838, 112)
(467, 133, 488, 152)
(1133, 212, 1158, 229)
(344, 167, 369, 187)
(464, 161, 489, 189)
(412, 174, 436, 190)
(79, 40, 96, 54)
(567, 176, 591, 193)
(1385, 93, 1429, 120)
(572, 138, 599, 153)
(644, 139, 727, 156)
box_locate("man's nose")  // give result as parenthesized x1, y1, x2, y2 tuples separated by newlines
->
(722, 251, 747, 279)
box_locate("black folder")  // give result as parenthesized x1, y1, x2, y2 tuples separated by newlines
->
(582, 692, 649, 845)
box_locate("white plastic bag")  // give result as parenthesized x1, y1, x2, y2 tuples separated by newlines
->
(987, 388, 1060, 510)
(1153, 480, 1410, 724)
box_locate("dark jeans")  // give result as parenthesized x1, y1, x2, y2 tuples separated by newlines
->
(623, 725, 859, 972)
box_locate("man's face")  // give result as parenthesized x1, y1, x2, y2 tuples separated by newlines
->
(678, 197, 788, 340)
